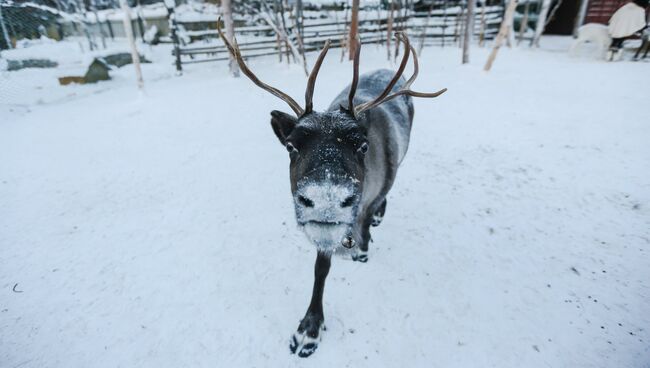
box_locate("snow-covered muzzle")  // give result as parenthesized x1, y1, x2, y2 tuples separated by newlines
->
(294, 179, 361, 251)
(270, 110, 369, 251)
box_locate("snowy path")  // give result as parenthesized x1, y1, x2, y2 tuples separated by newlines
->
(1, 38, 649, 367)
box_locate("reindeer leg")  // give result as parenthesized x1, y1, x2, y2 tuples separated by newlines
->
(352, 198, 387, 263)
(634, 41, 643, 59)
(290, 251, 331, 358)
(351, 220, 371, 263)
(371, 198, 387, 227)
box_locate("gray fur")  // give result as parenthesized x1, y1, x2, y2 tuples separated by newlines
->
(277, 69, 416, 358)
(328, 69, 414, 247)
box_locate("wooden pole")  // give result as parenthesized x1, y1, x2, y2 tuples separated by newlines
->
(478, 0, 486, 47)
(348, 0, 360, 60)
(462, 0, 475, 64)
(340, 3, 349, 62)
(273, 0, 282, 62)
(517, 0, 530, 45)
(90, 0, 107, 49)
(293, 27, 309, 76)
(119, 0, 144, 89)
(222, 0, 240, 77)
(573, 0, 589, 37)
(135, 0, 145, 39)
(484, 0, 518, 71)
(296, 0, 304, 36)
(506, 7, 515, 47)
(165, 0, 182, 74)
(0, 5, 12, 50)
(394, 0, 403, 61)
(455, 4, 463, 48)
(531, 0, 551, 47)
(417, 2, 433, 55)
(442, 0, 448, 48)
(280, 0, 291, 64)
(387, 0, 395, 60)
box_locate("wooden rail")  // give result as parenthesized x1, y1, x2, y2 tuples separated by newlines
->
(171, 5, 503, 69)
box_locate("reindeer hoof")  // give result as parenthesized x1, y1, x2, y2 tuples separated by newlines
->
(352, 249, 368, 263)
(371, 214, 383, 227)
(290, 314, 325, 358)
(371, 199, 387, 227)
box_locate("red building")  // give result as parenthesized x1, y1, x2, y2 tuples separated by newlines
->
(583, 0, 629, 24)
(544, 0, 647, 36)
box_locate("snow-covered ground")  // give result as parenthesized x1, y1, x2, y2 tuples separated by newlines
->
(1, 36, 649, 367)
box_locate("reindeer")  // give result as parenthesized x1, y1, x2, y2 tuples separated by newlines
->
(218, 22, 446, 357)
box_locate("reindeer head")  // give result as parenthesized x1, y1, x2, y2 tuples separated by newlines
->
(218, 23, 445, 250)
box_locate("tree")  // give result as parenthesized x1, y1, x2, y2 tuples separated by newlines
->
(119, 0, 144, 89)
(222, 0, 239, 77)
(0, 4, 12, 50)
(517, 0, 530, 45)
(417, 2, 433, 55)
(348, 0, 360, 60)
(484, 0, 518, 71)
(573, 0, 589, 36)
(531, 0, 551, 47)
(462, 0, 475, 64)
(386, 0, 395, 60)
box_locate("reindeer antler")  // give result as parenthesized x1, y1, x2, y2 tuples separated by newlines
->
(217, 17, 331, 117)
(305, 40, 331, 115)
(217, 18, 304, 116)
(346, 35, 361, 115)
(353, 32, 447, 116)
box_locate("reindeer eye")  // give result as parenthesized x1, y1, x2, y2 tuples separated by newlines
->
(358, 142, 369, 155)
(286, 142, 298, 154)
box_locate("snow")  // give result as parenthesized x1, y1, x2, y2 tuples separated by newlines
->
(0, 37, 172, 107)
(1, 36, 649, 367)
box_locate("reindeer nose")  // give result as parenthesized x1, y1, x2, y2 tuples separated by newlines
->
(295, 184, 356, 210)
(297, 195, 315, 208)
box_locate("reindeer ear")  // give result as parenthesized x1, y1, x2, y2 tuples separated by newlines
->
(270, 110, 297, 145)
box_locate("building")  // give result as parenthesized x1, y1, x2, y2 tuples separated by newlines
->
(582, 0, 630, 24)
(544, 0, 648, 36)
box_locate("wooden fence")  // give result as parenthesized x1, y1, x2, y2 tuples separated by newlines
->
(171, 5, 504, 71)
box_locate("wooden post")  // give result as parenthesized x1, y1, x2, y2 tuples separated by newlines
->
(531, 0, 551, 47)
(0, 4, 12, 50)
(119, 0, 144, 89)
(135, 0, 146, 39)
(222, 0, 239, 77)
(106, 20, 114, 40)
(506, 8, 515, 47)
(387, 0, 395, 60)
(442, 0, 448, 48)
(165, 0, 182, 74)
(256, 8, 302, 66)
(280, 0, 291, 64)
(573, 0, 589, 37)
(478, 0, 486, 47)
(394, 0, 403, 61)
(90, 0, 107, 49)
(340, 3, 349, 62)
(296, 0, 304, 37)
(273, 0, 283, 62)
(517, 0, 530, 45)
(293, 28, 309, 76)
(294, 0, 307, 72)
(455, 4, 463, 48)
(462, 0, 475, 64)
(417, 2, 433, 55)
(348, 0, 360, 60)
(484, 0, 518, 71)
